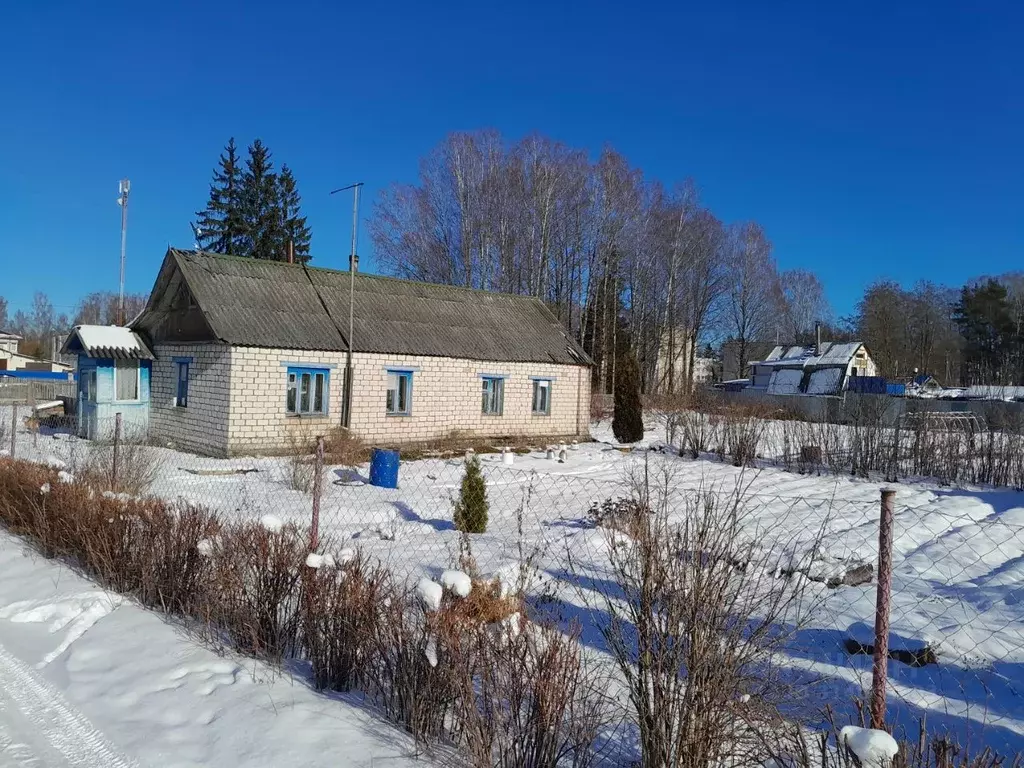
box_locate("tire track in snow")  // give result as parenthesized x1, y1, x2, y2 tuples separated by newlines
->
(0, 641, 138, 767)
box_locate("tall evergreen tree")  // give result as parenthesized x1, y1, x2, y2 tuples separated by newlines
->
(278, 165, 312, 263)
(194, 138, 246, 255)
(241, 139, 281, 260)
(954, 279, 1016, 385)
(612, 351, 645, 443)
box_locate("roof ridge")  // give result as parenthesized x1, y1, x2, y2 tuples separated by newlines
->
(168, 247, 553, 303)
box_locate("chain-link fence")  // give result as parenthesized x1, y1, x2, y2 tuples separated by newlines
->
(4, 400, 1024, 757)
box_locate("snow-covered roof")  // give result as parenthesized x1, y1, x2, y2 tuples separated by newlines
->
(766, 368, 804, 395)
(0, 329, 21, 340)
(61, 325, 154, 360)
(964, 385, 1024, 401)
(752, 341, 867, 370)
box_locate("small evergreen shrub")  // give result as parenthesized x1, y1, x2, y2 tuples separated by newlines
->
(453, 455, 489, 533)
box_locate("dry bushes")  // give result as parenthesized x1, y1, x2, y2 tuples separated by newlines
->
(323, 427, 369, 466)
(303, 551, 392, 692)
(455, 620, 611, 768)
(777, 714, 1024, 768)
(576, 477, 818, 768)
(207, 522, 306, 661)
(80, 437, 160, 495)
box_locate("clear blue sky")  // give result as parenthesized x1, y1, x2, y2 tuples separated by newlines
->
(1, 1, 1021, 320)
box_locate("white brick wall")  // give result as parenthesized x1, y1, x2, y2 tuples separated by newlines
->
(150, 343, 232, 455)
(349, 353, 590, 445)
(150, 343, 590, 456)
(222, 347, 590, 455)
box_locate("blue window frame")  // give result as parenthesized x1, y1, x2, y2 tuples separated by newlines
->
(286, 366, 330, 416)
(386, 370, 413, 415)
(175, 360, 190, 407)
(531, 378, 551, 415)
(481, 376, 504, 415)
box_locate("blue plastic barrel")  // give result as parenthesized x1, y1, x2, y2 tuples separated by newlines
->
(369, 448, 400, 488)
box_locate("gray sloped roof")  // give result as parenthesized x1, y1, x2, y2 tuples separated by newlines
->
(138, 249, 590, 366)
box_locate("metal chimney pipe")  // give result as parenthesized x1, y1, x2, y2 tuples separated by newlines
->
(815, 321, 822, 356)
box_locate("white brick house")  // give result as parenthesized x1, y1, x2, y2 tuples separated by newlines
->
(132, 249, 592, 457)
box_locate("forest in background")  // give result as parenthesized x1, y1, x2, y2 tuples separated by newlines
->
(2, 130, 1020, 388)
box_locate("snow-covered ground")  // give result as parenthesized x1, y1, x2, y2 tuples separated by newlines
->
(0, 534, 438, 767)
(5, 408, 1024, 758)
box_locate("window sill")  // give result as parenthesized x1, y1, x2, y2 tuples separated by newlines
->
(531, 412, 551, 418)
(386, 412, 413, 418)
(286, 413, 331, 420)
(482, 412, 504, 418)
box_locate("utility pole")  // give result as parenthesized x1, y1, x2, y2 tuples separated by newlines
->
(329, 182, 363, 429)
(117, 179, 131, 325)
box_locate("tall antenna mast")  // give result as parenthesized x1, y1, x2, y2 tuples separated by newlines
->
(117, 179, 131, 324)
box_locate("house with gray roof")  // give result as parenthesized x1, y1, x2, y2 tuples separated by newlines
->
(749, 340, 877, 396)
(127, 249, 592, 456)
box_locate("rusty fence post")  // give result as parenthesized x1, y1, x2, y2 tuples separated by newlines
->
(112, 413, 123, 491)
(9, 404, 16, 458)
(871, 487, 896, 730)
(310, 435, 325, 551)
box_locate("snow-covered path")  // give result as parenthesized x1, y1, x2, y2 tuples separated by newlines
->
(0, 533, 440, 768)
(0, 639, 136, 767)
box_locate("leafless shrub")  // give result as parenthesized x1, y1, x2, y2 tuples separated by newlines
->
(303, 550, 394, 692)
(367, 590, 461, 745)
(454, 617, 613, 768)
(678, 409, 715, 459)
(573, 474, 819, 768)
(323, 427, 369, 467)
(775, 712, 1024, 768)
(79, 433, 159, 495)
(207, 521, 306, 662)
(285, 430, 317, 493)
(723, 409, 766, 467)
(591, 394, 614, 424)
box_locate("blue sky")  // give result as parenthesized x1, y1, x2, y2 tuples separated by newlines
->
(1, 1, 1021, 320)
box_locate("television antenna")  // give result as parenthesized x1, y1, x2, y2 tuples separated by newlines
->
(117, 179, 131, 325)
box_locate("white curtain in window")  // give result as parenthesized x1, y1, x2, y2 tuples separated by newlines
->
(115, 360, 139, 401)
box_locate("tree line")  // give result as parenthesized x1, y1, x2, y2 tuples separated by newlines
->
(0, 291, 148, 359)
(851, 275, 1024, 387)
(193, 138, 312, 263)
(370, 130, 828, 394)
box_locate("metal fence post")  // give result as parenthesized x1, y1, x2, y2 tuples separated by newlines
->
(871, 487, 896, 729)
(9, 404, 16, 458)
(112, 413, 122, 491)
(311, 435, 324, 551)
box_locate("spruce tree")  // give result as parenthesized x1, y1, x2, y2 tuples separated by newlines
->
(278, 165, 312, 263)
(453, 455, 488, 534)
(241, 139, 282, 260)
(194, 138, 246, 255)
(612, 351, 645, 443)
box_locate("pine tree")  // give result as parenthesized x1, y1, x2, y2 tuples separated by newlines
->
(453, 455, 489, 533)
(195, 138, 246, 255)
(612, 351, 645, 443)
(240, 139, 282, 260)
(278, 165, 312, 263)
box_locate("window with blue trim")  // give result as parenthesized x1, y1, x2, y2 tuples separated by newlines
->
(481, 377, 504, 415)
(286, 366, 329, 416)
(175, 360, 190, 407)
(386, 370, 412, 415)
(532, 379, 551, 415)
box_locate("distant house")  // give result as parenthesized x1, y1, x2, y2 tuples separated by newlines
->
(61, 326, 154, 439)
(650, 330, 716, 393)
(907, 374, 943, 397)
(749, 341, 877, 396)
(118, 249, 592, 457)
(0, 329, 74, 376)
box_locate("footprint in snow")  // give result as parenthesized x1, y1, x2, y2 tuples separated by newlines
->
(0, 591, 122, 668)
